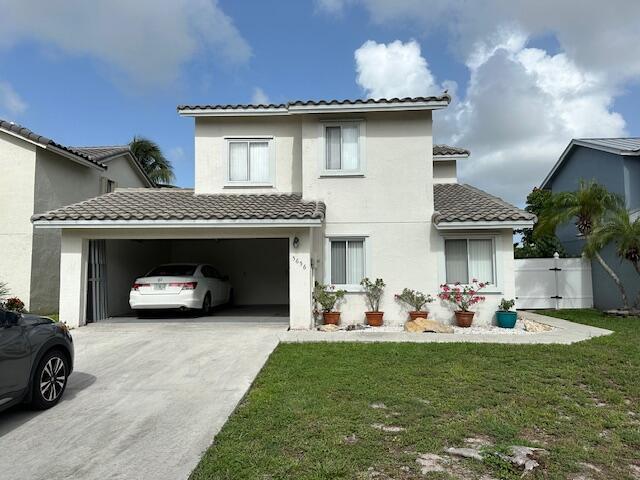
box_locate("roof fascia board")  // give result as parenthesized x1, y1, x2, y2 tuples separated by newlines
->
(0, 127, 43, 148)
(33, 218, 323, 229)
(433, 154, 470, 161)
(434, 220, 534, 230)
(179, 107, 289, 117)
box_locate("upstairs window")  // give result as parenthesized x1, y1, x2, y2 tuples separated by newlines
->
(227, 139, 272, 184)
(444, 238, 495, 284)
(324, 122, 361, 172)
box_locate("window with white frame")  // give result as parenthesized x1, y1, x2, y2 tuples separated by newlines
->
(227, 139, 271, 183)
(329, 238, 366, 285)
(324, 122, 360, 172)
(444, 238, 495, 284)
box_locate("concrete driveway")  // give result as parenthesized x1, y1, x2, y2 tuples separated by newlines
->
(0, 314, 287, 480)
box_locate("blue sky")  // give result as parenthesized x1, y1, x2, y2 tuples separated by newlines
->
(1, 0, 639, 205)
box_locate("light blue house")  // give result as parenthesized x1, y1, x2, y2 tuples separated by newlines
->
(541, 138, 640, 310)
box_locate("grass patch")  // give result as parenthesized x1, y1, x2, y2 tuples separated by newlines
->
(191, 310, 639, 479)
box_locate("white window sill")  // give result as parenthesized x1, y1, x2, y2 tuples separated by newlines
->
(223, 183, 274, 188)
(320, 171, 365, 178)
(332, 285, 364, 293)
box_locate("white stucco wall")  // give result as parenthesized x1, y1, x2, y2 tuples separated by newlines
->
(433, 160, 457, 183)
(301, 111, 439, 326)
(194, 116, 302, 194)
(30, 151, 149, 313)
(0, 133, 37, 308)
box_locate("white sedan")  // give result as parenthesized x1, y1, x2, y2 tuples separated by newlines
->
(129, 264, 232, 313)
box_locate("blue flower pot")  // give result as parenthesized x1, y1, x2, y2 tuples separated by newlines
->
(496, 310, 517, 328)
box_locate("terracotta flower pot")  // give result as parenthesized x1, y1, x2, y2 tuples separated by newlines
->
(409, 311, 429, 321)
(454, 310, 474, 327)
(323, 311, 341, 325)
(365, 311, 384, 326)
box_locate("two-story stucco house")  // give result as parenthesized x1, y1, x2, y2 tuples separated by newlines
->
(0, 120, 154, 314)
(541, 138, 640, 309)
(32, 96, 534, 328)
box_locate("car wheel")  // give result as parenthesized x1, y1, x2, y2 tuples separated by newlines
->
(202, 293, 211, 315)
(31, 350, 69, 410)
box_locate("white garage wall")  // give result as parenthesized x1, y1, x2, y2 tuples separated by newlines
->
(169, 238, 289, 306)
(106, 240, 171, 315)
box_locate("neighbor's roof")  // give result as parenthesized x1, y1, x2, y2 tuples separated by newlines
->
(433, 183, 535, 226)
(573, 138, 640, 154)
(178, 95, 451, 116)
(433, 144, 470, 157)
(0, 119, 132, 168)
(541, 137, 640, 188)
(32, 189, 326, 225)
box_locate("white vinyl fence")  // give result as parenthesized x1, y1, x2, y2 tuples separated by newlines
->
(514, 254, 593, 309)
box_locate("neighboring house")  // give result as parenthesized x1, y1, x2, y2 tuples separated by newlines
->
(32, 96, 534, 328)
(541, 138, 640, 309)
(0, 120, 154, 313)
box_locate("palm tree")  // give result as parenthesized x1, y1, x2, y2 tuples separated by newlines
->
(536, 180, 629, 309)
(129, 137, 175, 185)
(588, 206, 640, 291)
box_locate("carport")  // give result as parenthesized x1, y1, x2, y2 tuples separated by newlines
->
(32, 189, 326, 329)
(95, 237, 290, 320)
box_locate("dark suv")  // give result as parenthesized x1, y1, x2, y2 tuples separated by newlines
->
(0, 308, 74, 412)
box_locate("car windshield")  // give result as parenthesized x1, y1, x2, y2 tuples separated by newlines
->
(146, 265, 197, 277)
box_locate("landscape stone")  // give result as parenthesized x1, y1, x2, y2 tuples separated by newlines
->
(318, 324, 340, 332)
(445, 447, 484, 461)
(405, 317, 454, 333)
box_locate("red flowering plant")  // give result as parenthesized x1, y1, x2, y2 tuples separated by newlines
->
(438, 279, 488, 312)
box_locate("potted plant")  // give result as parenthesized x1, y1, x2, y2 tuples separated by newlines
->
(3, 297, 25, 313)
(496, 298, 517, 328)
(313, 283, 346, 325)
(395, 288, 434, 320)
(360, 277, 385, 326)
(438, 280, 488, 327)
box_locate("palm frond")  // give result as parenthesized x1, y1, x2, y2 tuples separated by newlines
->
(130, 136, 175, 185)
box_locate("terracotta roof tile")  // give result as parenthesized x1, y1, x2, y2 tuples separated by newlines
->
(177, 95, 451, 112)
(0, 118, 130, 167)
(32, 189, 326, 223)
(433, 144, 470, 156)
(433, 183, 535, 224)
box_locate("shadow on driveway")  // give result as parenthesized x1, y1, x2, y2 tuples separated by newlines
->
(0, 371, 96, 437)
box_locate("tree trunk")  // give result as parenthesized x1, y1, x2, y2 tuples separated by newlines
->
(594, 251, 629, 310)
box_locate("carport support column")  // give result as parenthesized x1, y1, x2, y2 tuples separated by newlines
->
(59, 231, 88, 328)
(289, 229, 313, 330)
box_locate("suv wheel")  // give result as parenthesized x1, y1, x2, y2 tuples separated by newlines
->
(31, 350, 69, 410)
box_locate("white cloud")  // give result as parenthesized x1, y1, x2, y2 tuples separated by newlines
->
(355, 40, 441, 99)
(323, 0, 640, 81)
(0, 81, 27, 116)
(0, 0, 251, 88)
(251, 87, 270, 105)
(353, 34, 627, 204)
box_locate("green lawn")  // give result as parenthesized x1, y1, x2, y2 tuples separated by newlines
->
(191, 310, 639, 480)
